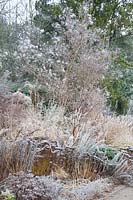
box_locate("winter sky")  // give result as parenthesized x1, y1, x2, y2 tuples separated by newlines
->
(3, 0, 59, 23)
(2, 0, 36, 23)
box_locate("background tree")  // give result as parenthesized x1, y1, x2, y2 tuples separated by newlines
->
(90, 0, 133, 45)
(34, 0, 133, 44)
(34, 0, 63, 42)
(103, 54, 132, 115)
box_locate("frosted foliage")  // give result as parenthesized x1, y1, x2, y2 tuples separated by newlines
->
(70, 179, 111, 200)
(59, 178, 112, 200)
(16, 9, 110, 112)
(0, 172, 61, 200)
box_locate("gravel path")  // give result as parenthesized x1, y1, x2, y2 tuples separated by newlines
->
(105, 185, 133, 200)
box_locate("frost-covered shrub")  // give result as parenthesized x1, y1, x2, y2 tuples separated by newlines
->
(0, 91, 32, 130)
(11, 9, 110, 113)
(104, 115, 133, 148)
(0, 172, 62, 200)
(59, 178, 112, 200)
(37, 10, 110, 112)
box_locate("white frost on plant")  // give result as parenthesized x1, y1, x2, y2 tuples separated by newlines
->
(70, 178, 111, 200)
(59, 178, 112, 200)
